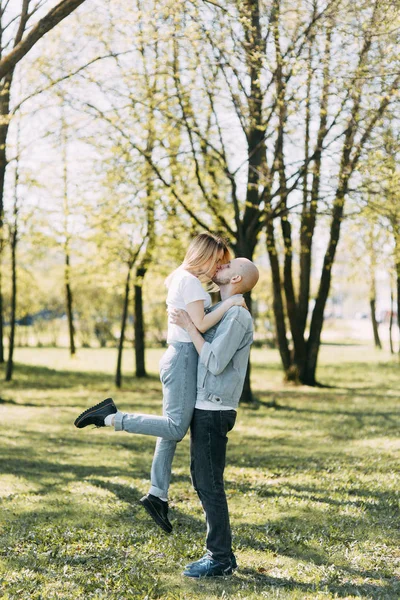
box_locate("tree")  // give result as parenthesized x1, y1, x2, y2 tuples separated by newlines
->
(342, 209, 391, 350)
(152, 0, 399, 386)
(116, 242, 144, 388)
(265, 0, 399, 383)
(66, 0, 171, 378)
(367, 223, 382, 350)
(358, 126, 400, 357)
(60, 104, 76, 356)
(5, 126, 20, 381)
(0, 0, 87, 362)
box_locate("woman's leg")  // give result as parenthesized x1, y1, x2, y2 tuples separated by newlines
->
(148, 438, 176, 498)
(114, 340, 197, 448)
(148, 343, 198, 499)
(114, 343, 196, 440)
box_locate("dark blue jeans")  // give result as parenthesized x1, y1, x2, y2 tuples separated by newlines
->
(190, 408, 237, 564)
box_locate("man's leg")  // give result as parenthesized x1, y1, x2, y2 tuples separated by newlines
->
(186, 408, 236, 574)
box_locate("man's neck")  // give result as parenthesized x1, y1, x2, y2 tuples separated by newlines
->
(219, 285, 238, 301)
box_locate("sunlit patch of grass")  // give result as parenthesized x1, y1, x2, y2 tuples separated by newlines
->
(0, 344, 399, 599)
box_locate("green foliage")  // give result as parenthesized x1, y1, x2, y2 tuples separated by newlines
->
(0, 346, 399, 599)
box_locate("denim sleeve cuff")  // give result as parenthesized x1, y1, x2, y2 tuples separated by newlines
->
(114, 411, 125, 431)
(199, 341, 212, 367)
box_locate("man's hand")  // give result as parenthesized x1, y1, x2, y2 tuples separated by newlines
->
(169, 308, 195, 331)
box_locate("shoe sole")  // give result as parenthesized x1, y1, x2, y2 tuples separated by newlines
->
(74, 398, 116, 428)
(185, 558, 237, 570)
(185, 562, 238, 571)
(183, 569, 233, 578)
(139, 497, 172, 534)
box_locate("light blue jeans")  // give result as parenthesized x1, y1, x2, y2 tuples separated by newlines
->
(114, 342, 198, 498)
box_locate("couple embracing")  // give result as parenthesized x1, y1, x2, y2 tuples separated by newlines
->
(75, 233, 259, 578)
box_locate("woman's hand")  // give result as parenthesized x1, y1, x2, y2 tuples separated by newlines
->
(229, 295, 249, 311)
(169, 308, 194, 331)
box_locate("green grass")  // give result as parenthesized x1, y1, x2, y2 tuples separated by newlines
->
(0, 345, 399, 599)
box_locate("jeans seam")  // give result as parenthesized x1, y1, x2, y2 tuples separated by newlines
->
(180, 344, 189, 422)
(207, 412, 216, 491)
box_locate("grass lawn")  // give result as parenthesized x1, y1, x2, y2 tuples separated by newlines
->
(0, 345, 399, 599)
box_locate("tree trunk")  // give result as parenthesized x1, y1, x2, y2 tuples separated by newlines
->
(299, 27, 331, 336)
(65, 252, 75, 356)
(397, 270, 400, 360)
(392, 220, 400, 359)
(134, 266, 147, 378)
(266, 219, 291, 372)
(116, 264, 132, 388)
(232, 237, 257, 403)
(368, 225, 381, 349)
(6, 118, 21, 379)
(305, 187, 348, 385)
(236, 0, 265, 404)
(369, 297, 382, 349)
(240, 291, 254, 403)
(5, 218, 17, 382)
(389, 284, 394, 355)
(61, 105, 76, 357)
(0, 74, 13, 364)
(0, 267, 3, 363)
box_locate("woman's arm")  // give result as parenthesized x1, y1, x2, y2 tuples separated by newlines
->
(170, 307, 249, 373)
(185, 297, 245, 333)
(170, 309, 205, 355)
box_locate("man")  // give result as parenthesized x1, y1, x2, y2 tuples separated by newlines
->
(170, 257, 259, 578)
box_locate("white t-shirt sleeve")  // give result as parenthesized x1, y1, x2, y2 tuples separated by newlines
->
(180, 275, 208, 306)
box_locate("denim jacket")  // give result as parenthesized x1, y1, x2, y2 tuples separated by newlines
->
(197, 304, 254, 409)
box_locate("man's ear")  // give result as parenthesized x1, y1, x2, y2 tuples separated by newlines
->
(231, 275, 242, 284)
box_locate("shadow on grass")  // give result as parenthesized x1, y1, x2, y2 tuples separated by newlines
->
(2, 363, 161, 391)
(0, 396, 35, 406)
(231, 479, 399, 524)
(87, 477, 205, 532)
(236, 568, 399, 599)
(255, 397, 400, 430)
(233, 505, 399, 599)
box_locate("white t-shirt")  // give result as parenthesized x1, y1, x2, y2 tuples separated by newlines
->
(166, 267, 211, 343)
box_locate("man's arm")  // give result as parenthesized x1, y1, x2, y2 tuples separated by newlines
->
(170, 307, 249, 375)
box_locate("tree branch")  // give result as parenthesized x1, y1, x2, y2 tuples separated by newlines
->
(0, 0, 86, 80)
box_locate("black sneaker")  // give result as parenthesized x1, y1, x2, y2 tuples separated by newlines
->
(139, 494, 172, 534)
(74, 398, 117, 429)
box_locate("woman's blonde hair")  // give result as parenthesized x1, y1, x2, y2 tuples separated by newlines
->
(165, 232, 230, 288)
